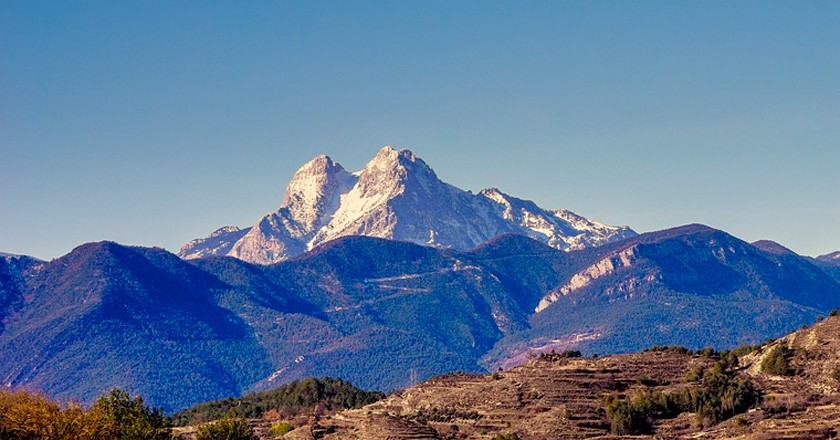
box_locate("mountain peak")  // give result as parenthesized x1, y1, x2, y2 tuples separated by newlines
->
(353, 146, 439, 199)
(365, 146, 432, 174)
(180, 146, 635, 263)
(281, 155, 351, 207)
(752, 240, 798, 256)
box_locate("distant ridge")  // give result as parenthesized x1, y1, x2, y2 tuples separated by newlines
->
(179, 146, 635, 264)
(817, 250, 840, 263)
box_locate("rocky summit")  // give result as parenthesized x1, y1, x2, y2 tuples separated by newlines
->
(179, 147, 635, 264)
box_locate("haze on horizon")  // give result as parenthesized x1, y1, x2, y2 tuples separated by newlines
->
(2, 2, 839, 260)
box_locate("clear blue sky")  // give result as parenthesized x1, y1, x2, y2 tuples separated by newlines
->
(2, 1, 839, 259)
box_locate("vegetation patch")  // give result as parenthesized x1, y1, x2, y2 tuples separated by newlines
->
(0, 388, 170, 440)
(602, 359, 760, 434)
(195, 415, 256, 440)
(172, 377, 384, 426)
(270, 421, 294, 436)
(538, 349, 583, 361)
(761, 346, 793, 376)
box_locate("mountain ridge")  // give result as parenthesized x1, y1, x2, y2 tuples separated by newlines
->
(4, 225, 840, 411)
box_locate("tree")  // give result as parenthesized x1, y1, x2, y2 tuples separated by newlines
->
(760, 346, 791, 376)
(92, 389, 171, 440)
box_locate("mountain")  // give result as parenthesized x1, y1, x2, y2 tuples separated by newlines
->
(3, 225, 839, 412)
(814, 250, 840, 282)
(817, 250, 840, 263)
(1, 238, 549, 412)
(0, 253, 41, 332)
(482, 225, 840, 368)
(179, 147, 635, 264)
(281, 315, 840, 440)
(0, 242, 272, 412)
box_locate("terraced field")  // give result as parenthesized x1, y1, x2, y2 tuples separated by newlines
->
(177, 315, 840, 439)
(276, 316, 840, 439)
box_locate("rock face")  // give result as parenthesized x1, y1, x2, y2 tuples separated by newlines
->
(179, 146, 635, 264)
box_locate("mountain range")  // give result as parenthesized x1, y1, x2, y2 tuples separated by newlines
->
(3, 225, 840, 412)
(179, 147, 635, 264)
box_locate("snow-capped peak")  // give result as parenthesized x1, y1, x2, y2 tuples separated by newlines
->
(209, 225, 243, 237)
(280, 154, 356, 232)
(358, 147, 437, 190)
(179, 146, 636, 264)
(478, 188, 634, 250)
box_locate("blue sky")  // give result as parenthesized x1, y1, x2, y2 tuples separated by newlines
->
(2, 1, 839, 259)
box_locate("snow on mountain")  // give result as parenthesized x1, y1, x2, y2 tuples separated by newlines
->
(479, 188, 633, 251)
(179, 146, 635, 264)
(179, 226, 250, 260)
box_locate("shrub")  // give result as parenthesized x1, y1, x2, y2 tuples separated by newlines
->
(685, 366, 704, 383)
(760, 346, 791, 376)
(490, 432, 521, 440)
(269, 421, 294, 437)
(490, 432, 519, 440)
(196, 416, 256, 440)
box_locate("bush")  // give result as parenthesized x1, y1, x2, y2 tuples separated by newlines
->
(760, 346, 791, 376)
(685, 366, 704, 383)
(490, 433, 521, 440)
(196, 416, 256, 440)
(269, 421, 294, 437)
